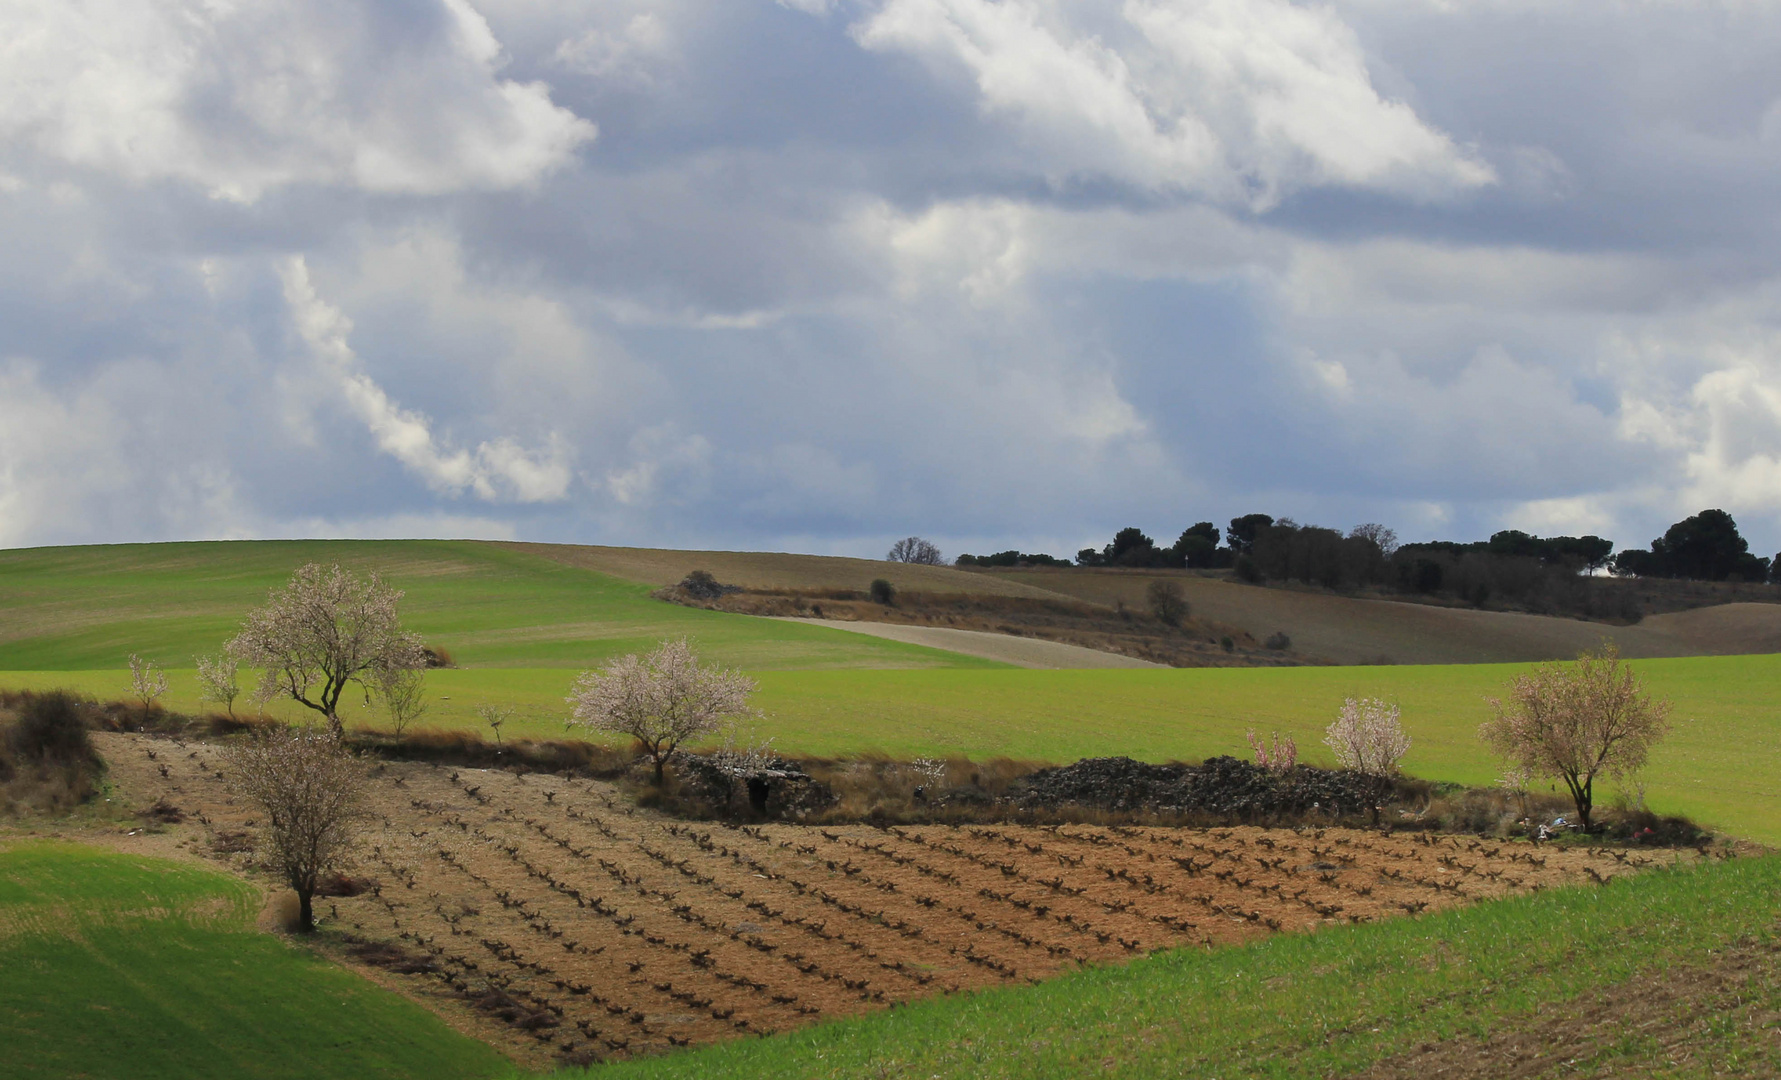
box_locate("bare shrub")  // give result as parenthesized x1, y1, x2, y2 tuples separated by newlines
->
(1246, 730, 1297, 774)
(195, 653, 241, 718)
(223, 726, 367, 932)
(1480, 643, 1670, 829)
(128, 654, 169, 711)
(227, 563, 427, 735)
(1145, 579, 1188, 626)
(6, 690, 95, 764)
(371, 665, 427, 736)
(566, 638, 756, 785)
(477, 705, 511, 746)
(887, 537, 944, 565)
(0, 690, 104, 815)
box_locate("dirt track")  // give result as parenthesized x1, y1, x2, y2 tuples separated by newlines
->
(765, 618, 1164, 669)
(97, 733, 1671, 1068)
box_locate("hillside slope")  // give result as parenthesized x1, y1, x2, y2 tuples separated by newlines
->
(988, 568, 1781, 665)
(0, 541, 999, 671)
(499, 541, 1060, 598)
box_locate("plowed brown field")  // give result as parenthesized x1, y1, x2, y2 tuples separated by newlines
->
(96, 733, 1677, 1067)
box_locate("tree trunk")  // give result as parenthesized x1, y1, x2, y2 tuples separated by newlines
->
(297, 888, 315, 933)
(653, 756, 666, 786)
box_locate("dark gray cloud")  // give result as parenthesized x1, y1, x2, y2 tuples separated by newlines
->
(4, 0, 1781, 561)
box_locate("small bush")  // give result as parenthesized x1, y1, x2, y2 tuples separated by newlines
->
(8, 690, 95, 764)
(869, 578, 896, 605)
(1145, 580, 1188, 626)
(1264, 631, 1292, 651)
(0, 689, 104, 814)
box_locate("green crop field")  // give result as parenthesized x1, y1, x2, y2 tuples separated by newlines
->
(532, 854, 1781, 1080)
(0, 540, 1000, 672)
(0, 841, 509, 1080)
(9, 652, 1781, 843)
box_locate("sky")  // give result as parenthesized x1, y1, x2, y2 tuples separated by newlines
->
(5, 0, 1781, 561)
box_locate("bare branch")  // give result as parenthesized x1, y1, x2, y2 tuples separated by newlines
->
(223, 726, 367, 932)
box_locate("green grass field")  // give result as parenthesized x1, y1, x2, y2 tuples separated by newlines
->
(9, 652, 1780, 843)
(534, 854, 1781, 1080)
(0, 540, 999, 672)
(0, 841, 510, 1080)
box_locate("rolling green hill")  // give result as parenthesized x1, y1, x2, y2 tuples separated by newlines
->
(0, 540, 999, 672)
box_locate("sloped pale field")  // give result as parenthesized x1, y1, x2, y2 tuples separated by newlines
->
(992, 567, 1781, 665)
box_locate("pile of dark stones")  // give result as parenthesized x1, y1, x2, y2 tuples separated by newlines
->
(1010, 755, 1383, 818)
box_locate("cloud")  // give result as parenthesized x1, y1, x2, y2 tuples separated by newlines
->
(551, 12, 676, 86)
(6, 0, 1781, 562)
(279, 256, 574, 503)
(851, 0, 1493, 206)
(0, 0, 595, 201)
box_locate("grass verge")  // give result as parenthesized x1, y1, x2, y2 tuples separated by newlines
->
(0, 841, 510, 1080)
(537, 853, 1781, 1080)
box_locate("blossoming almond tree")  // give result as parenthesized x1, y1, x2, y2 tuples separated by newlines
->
(1480, 644, 1670, 829)
(1326, 697, 1411, 820)
(566, 638, 756, 785)
(128, 653, 169, 711)
(194, 652, 241, 718)
(1325, 697, 1412, 778)
(226, 563, 427, 736)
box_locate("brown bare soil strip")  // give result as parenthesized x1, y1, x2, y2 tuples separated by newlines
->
(991, 568, 1781, 666)
(1348, 936, 1781, 1079)
(494, 541, 1059, 599)
(91, 732, 1674, 1068)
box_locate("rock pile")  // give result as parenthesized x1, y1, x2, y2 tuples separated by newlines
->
(1011, 755, 1381, 818)
(675, 753, 836, 817)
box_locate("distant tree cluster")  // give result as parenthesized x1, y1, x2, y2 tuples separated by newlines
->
(1610, 509, 1773, 582)
(1074, 521, 1253, 569)
(946, 507, 1776, 618)
(955, 550, 1073, 568)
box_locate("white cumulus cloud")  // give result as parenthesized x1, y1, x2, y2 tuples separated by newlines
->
(0, 0, 596, 201)
(280, 256, 574, 503)
(852, 0, 1493, 205)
